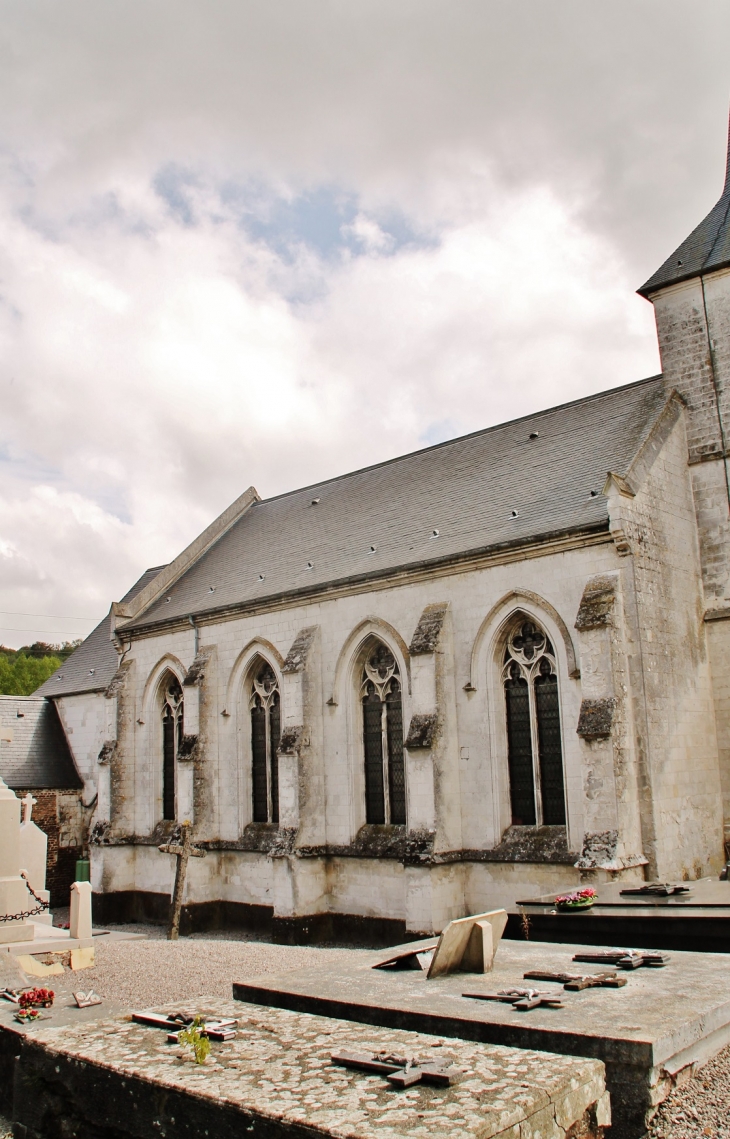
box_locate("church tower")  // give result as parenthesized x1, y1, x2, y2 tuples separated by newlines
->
(638, 115, 730, 848)
(638, 114, 730, 605)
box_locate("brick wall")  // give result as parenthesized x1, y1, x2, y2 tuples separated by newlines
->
(15, 788, 85, 907)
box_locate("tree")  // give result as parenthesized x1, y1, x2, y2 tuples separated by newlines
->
(0, 642, 81, 696)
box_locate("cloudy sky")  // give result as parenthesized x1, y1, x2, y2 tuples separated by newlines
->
(1, 1, 729, 648)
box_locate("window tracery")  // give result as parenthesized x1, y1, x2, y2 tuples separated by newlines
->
(360, 642, 406, 825)
(502, 620, 566, 827)
(250, 661, 281, 824)
(161, 676, 183, 822)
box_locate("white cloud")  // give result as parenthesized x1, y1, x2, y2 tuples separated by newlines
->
(0, 1, 727, 646)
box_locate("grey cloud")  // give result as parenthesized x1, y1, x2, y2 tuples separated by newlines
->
(0, 1, 727, 644)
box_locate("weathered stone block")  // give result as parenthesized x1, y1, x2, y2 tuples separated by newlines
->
(576, 698, 615, 740)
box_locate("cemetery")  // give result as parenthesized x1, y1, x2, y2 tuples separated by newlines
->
(1, 775, 730, 1138)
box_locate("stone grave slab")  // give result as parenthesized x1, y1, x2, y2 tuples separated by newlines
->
(511, 879, 730, 952)
(233, 936, 730, 1136)
(0, 977, 126, 1116)
(9, 998, 608, 1139)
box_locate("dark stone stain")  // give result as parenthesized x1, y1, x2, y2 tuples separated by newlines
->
(104, 661, 132, 699)
(183, 647, 213, 687)
(575, 830, 619, 869)
(575, 576, 616, 630)
(409, 603, 449, 654)
(404, 713, 438, 749)
(283, 627, 318, 673)
(97, 740, 117, 765)
(486, 824, 576, 862)
(278, 725, 304, 754)
(177, 733, 199, 761)
(577, 698, 616, 739)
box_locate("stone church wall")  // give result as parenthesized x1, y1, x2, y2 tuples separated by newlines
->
(608, 413, 723, 878)
(650, 264, 730, 850)
(52, 399, 728, 931)
(73, 533, 648, 929)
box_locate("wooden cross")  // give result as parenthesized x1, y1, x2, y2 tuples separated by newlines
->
(158, 822, 205, 941)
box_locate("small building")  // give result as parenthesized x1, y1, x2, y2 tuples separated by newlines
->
(0, 695, 86, 906)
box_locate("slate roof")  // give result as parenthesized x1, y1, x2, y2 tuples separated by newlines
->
(125, 375, 668, 632)
(638, 116, 730, 297)
(0, 696, 81, 790)
(34, 567, 165, 699)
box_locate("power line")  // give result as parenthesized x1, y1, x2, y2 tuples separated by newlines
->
(0, 610, 99, 620)
(0, 626, 92, 636)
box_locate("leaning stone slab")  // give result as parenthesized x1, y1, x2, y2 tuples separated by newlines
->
(233, 936, 730, 1137)
(10, 998, 608, 1139)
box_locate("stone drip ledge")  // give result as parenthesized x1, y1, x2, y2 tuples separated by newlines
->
(89, 825, 579, 865)
(10, 998, 609, 1139)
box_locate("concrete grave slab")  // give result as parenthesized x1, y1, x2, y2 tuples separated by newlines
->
(9, 998, 609, 1139)
(233, 936, 730, 1136)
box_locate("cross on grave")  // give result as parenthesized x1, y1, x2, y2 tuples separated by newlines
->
(619, 883, 691, 897)
(158, 822, 206, 941)
(524, 970, 627, 990)
(462, 987, 564, 1010)
(572, 950, 670, 970)
(21, 794, 36, 825)
(331, 1050, 463, 1088)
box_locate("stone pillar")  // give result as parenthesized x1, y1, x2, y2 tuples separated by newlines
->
(70, 880, 93, 941)
(0, 777, 34, 944)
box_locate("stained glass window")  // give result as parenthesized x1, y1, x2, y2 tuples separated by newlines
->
(361, 643, 406, 825)
(502, 620, 566, 827)
(161, 676, 183, 821)
(250, 662, 281, 824)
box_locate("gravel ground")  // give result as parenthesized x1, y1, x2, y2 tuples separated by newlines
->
(45, 924, 362, 1009)
(645, 1043, 730, 1139)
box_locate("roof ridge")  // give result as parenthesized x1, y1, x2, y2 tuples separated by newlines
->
(254, 375, 664, 507)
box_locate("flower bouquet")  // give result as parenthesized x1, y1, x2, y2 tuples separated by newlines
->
(19, 987, 55, 1009)
(15, 1007, 43, 1024)
(554, 888, 597, 911)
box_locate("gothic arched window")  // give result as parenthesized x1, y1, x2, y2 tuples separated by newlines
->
(360, 643, 406, 825)
(161, 676, 183, 821)
(502, 620, 566, 827)
(250, 662, 281, 824)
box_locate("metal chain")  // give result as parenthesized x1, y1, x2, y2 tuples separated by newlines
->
(0, 871, 50, 923)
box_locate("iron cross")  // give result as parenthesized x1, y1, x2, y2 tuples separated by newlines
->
(159, 822, 206, 941)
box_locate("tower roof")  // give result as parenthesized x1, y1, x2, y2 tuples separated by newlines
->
(638, 113, 730, 298)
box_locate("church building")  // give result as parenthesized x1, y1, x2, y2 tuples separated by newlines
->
(35, 120, 730, 940)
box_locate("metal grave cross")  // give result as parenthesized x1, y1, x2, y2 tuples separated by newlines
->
(159, 822, 206, 941)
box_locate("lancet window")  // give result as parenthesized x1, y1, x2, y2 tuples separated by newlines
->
(161, 676, 184, 822)
(502, 620, 566, 827)
(250, 662, 281, 824)
(360, 642, 406, 825)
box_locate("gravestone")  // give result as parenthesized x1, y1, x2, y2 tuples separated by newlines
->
(0, 777, 35, 945)
(9, 998, 610, 1138)
(234, 935, 730, 1136)
(18, 794, 51, 925)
